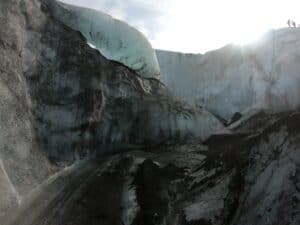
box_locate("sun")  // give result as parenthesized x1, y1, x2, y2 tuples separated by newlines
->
(151, 0, 300, 53)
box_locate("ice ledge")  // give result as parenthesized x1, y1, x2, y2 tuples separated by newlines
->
(46, 0, 161, 79)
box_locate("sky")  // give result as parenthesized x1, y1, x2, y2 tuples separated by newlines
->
(61, 0, 300, 53)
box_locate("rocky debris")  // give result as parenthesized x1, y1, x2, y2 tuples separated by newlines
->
(4, 111, 300, 225)
(0, 0, 54, 215)
(0, 160, 19, 218)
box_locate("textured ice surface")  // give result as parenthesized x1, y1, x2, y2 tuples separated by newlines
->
(157, 28, 300, 119)
(48, 0, 160, 79)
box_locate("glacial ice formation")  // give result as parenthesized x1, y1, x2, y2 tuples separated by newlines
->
(1, 1, 300, 224)
(0, 0, 224, 215)
(157, 28, 300, 120)
(47, 0, 161, 79)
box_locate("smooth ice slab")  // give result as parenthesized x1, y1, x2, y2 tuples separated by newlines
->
(48, 0, 161, 79)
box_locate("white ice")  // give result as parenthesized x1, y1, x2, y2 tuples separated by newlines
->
(157, 28, 300, 120)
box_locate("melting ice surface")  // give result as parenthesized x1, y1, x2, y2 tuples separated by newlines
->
(49, 0, 161, 79)
(157, 28, 300, 119)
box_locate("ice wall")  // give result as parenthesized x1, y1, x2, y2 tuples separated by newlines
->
(157, 28, 300, 120)
(0, 0, 223, 218)
(47, 0, 160, 79)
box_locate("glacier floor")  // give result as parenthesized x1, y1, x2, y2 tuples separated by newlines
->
(3, 111, 300, 225)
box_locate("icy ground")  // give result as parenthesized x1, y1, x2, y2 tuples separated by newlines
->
(3, 111, 300, 225)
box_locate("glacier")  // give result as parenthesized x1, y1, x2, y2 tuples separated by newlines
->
(0, 0, 224, 216)
(1, 1, 300, 225)
(46, 0, 161, 79)
(157, 28, 300, 120)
